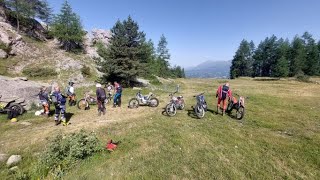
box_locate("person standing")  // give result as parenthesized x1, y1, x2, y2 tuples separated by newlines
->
(113, 81, 122, 108)
(66, 81, 76, 106)
(38, 86, 50, 116)
(216, 82, 232, 116)
(96, 83, 107, 116)
(52, 86, 68, 125)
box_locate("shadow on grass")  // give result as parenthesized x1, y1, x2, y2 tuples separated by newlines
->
(253, 78, 280, 81)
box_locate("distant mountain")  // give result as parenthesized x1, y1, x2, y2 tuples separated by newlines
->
(185, 60, 231, 78)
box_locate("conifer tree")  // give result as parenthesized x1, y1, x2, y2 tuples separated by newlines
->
(51, 0, 85, 51)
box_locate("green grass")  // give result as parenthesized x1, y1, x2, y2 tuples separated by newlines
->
(0, 78, 319, 179)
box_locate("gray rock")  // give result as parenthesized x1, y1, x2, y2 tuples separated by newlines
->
(0, 75, 50, 110)
(0, 49, 7, 59)
(9, 166, 19, 171)
(0, 153, 9, 163)
(6, 155, 22, 167)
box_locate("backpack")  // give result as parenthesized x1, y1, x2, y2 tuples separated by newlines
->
(51, 94, 58, 104)
(221, 85, 229, 100)
(100, 89, 106, 100)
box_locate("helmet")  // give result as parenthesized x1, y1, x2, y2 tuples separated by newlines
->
(68, 81, 74, 86)
(96, 83, 101, 88)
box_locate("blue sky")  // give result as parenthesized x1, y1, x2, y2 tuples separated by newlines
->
(47, 0, 320, 68)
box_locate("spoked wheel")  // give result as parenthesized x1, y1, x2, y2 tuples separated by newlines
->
(166, 103, 177, 117)
(128, 98, 139, 109)
(149, 98, 159, 107)
(236, 106, 245, 120)
(77, 99, 88, 110)
(195, 104, 205, 119)
(9, 103, 24, 115)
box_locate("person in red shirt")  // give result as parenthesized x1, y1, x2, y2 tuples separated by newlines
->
(216, 82, 232, 116)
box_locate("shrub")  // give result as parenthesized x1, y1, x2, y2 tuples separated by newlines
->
(295, 71, 310, 83)
(81, 65, 91, 77)
(34, 130, 102, 178)
(22, 67, 57, 77)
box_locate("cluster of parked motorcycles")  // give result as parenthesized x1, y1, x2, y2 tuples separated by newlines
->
(0, 87, 246, 121)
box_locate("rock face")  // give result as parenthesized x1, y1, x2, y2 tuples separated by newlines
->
(84, 29, 111, 59)
(0, 76, 49, 110)
(6, 155, 22, 167)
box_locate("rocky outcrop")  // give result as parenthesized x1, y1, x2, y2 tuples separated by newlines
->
(0, 76, 49, 110)
(84, 29, 111, 59)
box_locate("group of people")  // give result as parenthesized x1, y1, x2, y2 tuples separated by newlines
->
(37, 79, 234, 125)
(37, 81, 123, 126)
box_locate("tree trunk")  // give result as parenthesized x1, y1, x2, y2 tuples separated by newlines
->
(16, 17, 20, 33)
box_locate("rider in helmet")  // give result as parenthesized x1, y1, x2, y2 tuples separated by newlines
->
(66, 81, 76, 106)
(96, 83, 107, 116)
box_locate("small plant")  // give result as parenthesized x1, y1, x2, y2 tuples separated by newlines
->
(81, 65, 91, 77)
(33, 130, 102, 178)
(22, 67, 57, 77)
(0, 42, 12, 54)
(295, 71, 310, 83)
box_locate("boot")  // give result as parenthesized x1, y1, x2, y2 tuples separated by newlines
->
(103, 109, 106, 115)
(222, 110, 225, 116)
(55, 120, 60, 126)
(216, 106, 220, 114)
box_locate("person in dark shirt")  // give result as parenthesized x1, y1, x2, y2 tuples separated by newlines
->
(96, 83, 107, 116)
(113, 81, 122, 108)
(39, 86, 50, 116)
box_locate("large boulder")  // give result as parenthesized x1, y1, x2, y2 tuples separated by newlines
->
(6, 155, 21, 167)
(0, 76, 49, 110)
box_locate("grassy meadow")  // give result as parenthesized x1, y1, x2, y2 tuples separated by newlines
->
(0, 78, 319, 179)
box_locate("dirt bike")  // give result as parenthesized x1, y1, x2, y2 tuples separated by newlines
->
(128, 91, 159, 108)
(193, 92, 207, 119)
(104, 92, 113, 105)
(77, 92, 97, 110)
(0, 95, 25, 115)
(165, 91, 185, 117)
(226, 94, 246, 120)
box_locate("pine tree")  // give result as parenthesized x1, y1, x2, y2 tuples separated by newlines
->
(6, 0, 36, 32)
(289, 36, 306, 76)
(230, 39, 254, 79)
(156, 34, 171, 78)
(271, 38, 290, 77)
(36, 0, 53, 30)
(302, 32, 319, 75)
(51, 1, 85, 51)
(97, 16, 147, 85)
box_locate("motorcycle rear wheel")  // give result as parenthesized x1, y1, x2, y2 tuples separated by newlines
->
(149, 98, 159, 107)
(195, 104, 205, 119)
(236, 106, 245, 120)
(166, 103, 177, 117)
(8, 103, 24, 115)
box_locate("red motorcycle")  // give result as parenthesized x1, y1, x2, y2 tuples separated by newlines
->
(165, 91, 185, 117)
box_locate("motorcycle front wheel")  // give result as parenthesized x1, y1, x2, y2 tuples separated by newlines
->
(128, 98, 139, 108)
(77, 99, 88, 110)
(166, 103, 177, 117)
(195, 104, 205, 119)
(149, 98, 159, 107)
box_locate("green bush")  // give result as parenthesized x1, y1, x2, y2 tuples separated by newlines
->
(22, 67, 57, 77)
(34, 130, 102, 178)
(81, 65, 91, 77)
(295, 71, 310, 83)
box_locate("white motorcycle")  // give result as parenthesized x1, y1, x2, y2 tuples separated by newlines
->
(128, 91, 159, 108)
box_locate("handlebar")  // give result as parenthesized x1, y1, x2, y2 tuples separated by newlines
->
(193, 92, 204, 97)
